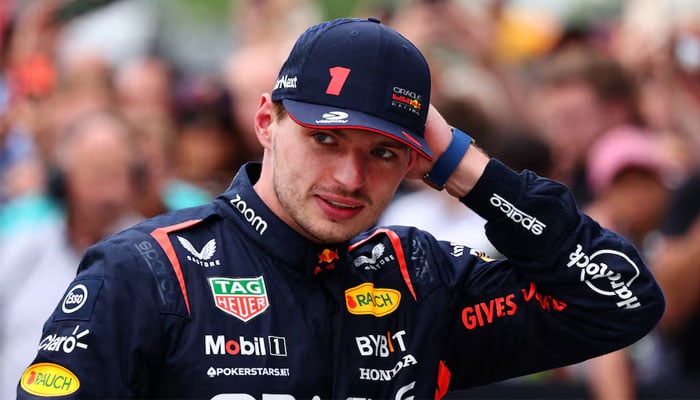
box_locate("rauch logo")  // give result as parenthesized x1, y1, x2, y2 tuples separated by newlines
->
(345, 283, 401, 317)
(209, 277, 269, 322)
(20, 363, 80, 396)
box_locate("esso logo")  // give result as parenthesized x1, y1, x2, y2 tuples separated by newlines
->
(62, 284, 88, 314)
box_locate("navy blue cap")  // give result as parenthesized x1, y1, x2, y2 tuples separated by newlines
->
(271, 17, 433, 159)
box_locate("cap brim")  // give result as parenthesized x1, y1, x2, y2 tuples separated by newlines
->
(282, 99, 433, 159)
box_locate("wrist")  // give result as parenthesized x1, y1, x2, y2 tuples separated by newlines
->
(423, 127, 474, 191)
(443, 146, 489, 198)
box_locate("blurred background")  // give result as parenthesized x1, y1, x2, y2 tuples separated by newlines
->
(2, 0, 700, 398)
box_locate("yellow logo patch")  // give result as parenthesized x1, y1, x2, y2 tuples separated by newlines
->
(345, 283, 401, 317)
(20, 363, 80, 396)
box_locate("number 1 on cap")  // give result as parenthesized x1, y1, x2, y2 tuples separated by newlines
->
(326, 67, 351, 96)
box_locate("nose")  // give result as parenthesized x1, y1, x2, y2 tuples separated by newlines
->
(333, 151, 366, 190)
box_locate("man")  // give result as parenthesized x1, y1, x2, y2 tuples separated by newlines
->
(2, 110, 143, 399)
(17, 18, 663, 399)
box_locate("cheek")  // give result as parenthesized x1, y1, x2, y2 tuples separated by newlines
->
(366, 167, 405, 201)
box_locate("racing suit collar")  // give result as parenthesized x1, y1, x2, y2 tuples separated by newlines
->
(217, 162, 348, 278)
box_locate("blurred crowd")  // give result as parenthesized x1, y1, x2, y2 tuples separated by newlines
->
(2, 0, 700, 398)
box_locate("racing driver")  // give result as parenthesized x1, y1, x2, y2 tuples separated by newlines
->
(17, 17, 664, 399)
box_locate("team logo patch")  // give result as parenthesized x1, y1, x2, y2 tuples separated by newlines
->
(20, 363, 80, 396)
(345, 283, 401, 317)
(567, 244, 641, 309)
(177, 236, 221, 267)
(209, 277, 269, 322)
(388, 84, 423, 119)
(489, 193, 546, 235)
(39, 325, 90, 354)
(53, 279, 103, 322)
(353, 243, 395, 271)
(315, 111, 349, 124)
(315, 248, 339, 275)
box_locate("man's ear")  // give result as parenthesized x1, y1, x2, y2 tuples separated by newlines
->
(407, 150, 418, 171)
(254, 93, 273, 149)
(404, 150, 420, 178)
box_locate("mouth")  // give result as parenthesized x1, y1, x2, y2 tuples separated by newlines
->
(316, 195, 365, 221)
(325, 199, 360, 209)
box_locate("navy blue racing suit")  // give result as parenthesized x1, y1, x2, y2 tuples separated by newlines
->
(17, 160, 664, 399)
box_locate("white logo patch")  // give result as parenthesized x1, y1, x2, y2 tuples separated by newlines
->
(567, 244, 641, 309)
(61, 284, 88, 314)
(353, 243, 395, 270)
(315, 111, 349, 124)
(273, 74, 297, 90)
(178, 236, 221, 267)
(490, 193, 546, 235)
(39, 325, 89, 354)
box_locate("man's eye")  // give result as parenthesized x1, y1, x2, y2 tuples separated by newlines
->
(372, 148, 396, 159)
(313, 132, 334, 144)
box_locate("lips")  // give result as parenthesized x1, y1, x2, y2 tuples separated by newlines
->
(316, 195, 364, 221)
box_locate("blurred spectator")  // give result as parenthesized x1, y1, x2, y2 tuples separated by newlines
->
(0, 0, 102, 233)
(0, 0, 62, 207)
(0, 51, 117, 235)
(0, 101, 42, 207)
(172, 76, 245, 195)
(651, 171, 700, 382)
(224, 0, 321, 160)
(610, 0, 700, 167)
(575, 126, 683, 399)
(115, 56, 213, 216)
(0, 110, 143, 399)
(386, 0, 527, 130)
(128, 112, 212, 218)
(489, 128, 553, 178)
(528, 48, 643, 206)
(224, 40, 290, 160)
(115, 56, 175, 126)
(585, 126, 681, 248)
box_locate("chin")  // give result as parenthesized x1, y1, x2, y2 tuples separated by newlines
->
(311, 224, 362, 244)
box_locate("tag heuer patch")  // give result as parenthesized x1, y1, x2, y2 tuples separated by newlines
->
(208, 276, 269, 322)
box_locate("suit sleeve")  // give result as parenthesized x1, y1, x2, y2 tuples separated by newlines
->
(437, 159, 665, 388)
(16, 233, 181, 399)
